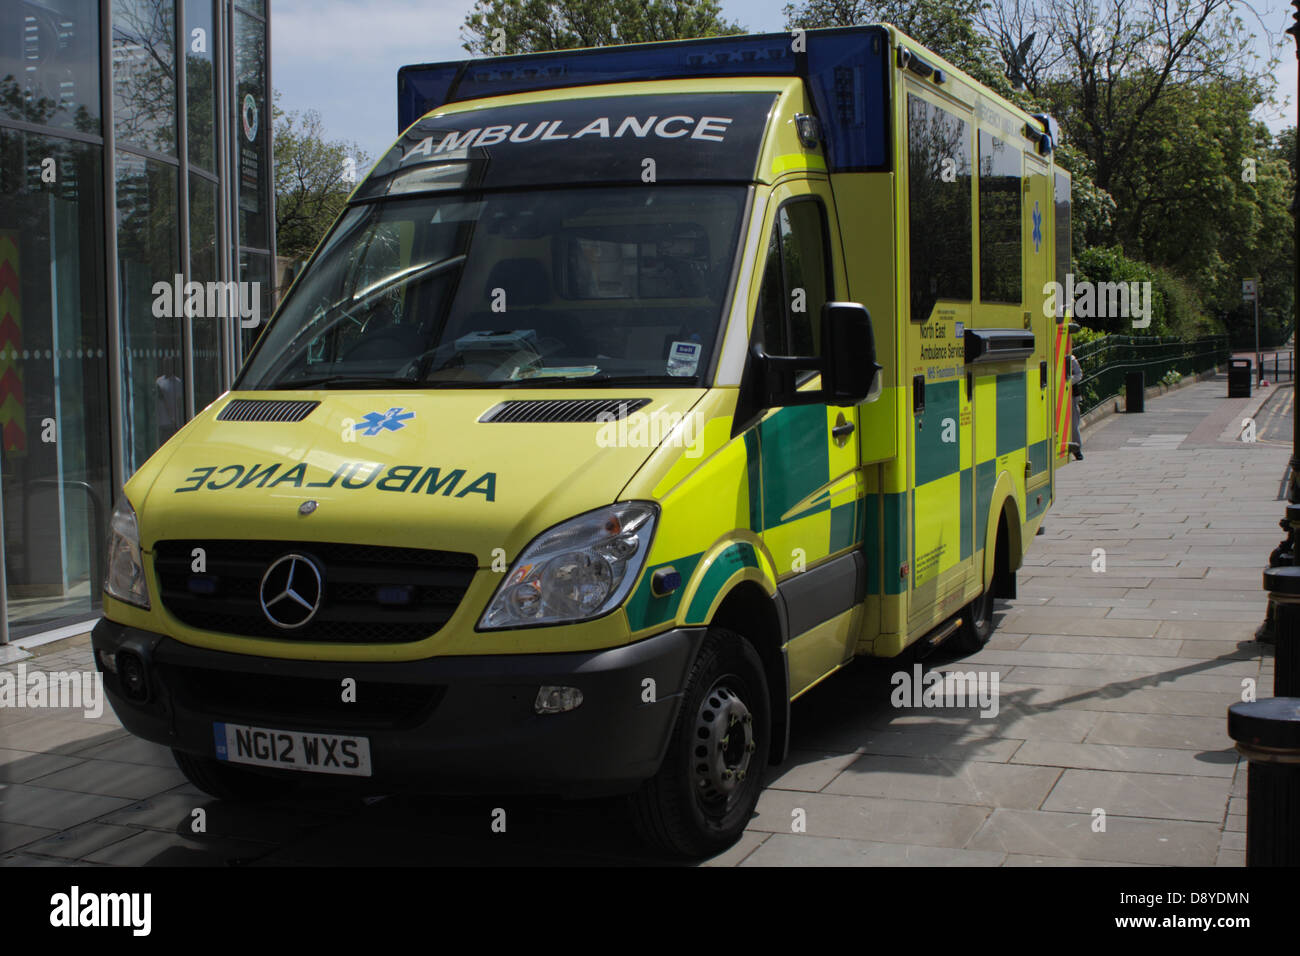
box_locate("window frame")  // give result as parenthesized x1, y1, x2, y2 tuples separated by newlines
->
(905, 90, 974, 322)
(755, 194, 836, 362)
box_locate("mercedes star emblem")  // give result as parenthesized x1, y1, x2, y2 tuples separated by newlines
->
(259, 553, 323, 629)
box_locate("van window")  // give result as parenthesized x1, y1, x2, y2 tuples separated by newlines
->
(238, 185, 747, 389)
(1054, 171, 1071, 290)
(756, 198, 831, 357)
(907, 94, 972, 321)
(978, 130, 1022, 303)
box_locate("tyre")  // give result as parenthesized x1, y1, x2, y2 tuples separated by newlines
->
(631, 628, 771, 859)
(955, 582, 995, 654)
(172, 748, 298, 802)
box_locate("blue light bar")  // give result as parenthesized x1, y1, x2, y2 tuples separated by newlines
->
(398, 26, 891, 173)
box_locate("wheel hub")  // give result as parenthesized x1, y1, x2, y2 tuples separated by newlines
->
(692, 682, 756, 805)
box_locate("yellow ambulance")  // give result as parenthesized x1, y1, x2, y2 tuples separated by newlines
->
(93, 24, 1074, 857)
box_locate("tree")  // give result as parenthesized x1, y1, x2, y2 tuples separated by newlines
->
(461, 0, 744, 55)
(273, 94, 370, 262)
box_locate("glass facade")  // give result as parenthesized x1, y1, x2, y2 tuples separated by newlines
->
(0, 0, 274, 640)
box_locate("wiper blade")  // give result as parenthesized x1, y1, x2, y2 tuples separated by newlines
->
(522, 374, 694, 386)
(274, 375, 423, 389)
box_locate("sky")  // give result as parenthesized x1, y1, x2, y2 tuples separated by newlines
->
(271, 0, 1300, 167)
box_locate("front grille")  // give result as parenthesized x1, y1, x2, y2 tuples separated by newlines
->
(217, 399, 320, 423)
(154, 540, 478, 643)
(159, 664, 444, 729)
(479, 398, 651, 423)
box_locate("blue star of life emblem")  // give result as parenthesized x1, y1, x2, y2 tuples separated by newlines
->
(1032, 201, 1042, 253)
(354, 407, 415, 436)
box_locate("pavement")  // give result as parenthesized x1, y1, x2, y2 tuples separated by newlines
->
(0, 372, 1286, 866)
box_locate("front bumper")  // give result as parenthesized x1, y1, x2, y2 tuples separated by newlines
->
(91, 619, 704, 796)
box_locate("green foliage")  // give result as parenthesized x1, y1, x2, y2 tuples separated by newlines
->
(1072, 245, 1166, 335)
(273, 94, 371, 262)
(461, 0, 744, 54)
(1070, 325, 1104, 347)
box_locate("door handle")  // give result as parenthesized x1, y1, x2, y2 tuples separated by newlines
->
(832, 421, 856, 440)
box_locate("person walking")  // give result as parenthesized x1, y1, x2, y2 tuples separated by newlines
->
(1068, 350, 1084, 460)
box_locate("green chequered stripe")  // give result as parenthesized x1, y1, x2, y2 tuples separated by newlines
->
(914, 378, 960, 485)
(1027, 438, 1049, 475)
(1026, 486, 1050, 520)
(625, 552, 703, 631)
(864, 492, 880, 594)
(829, 499, 862, 553)
(685, 542, 760, 623)
(995, 371, 1027, 456)
(883, 490, 907, 595)
(758, 404, 830, 525)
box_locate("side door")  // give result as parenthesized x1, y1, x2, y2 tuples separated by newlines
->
(750, 180, 863, 693)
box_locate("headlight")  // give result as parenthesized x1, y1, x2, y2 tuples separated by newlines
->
(104, 497, 150, 609)
(479, 502, 658, 630)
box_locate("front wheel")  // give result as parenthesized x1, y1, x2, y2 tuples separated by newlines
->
(631, 628, 770, 859)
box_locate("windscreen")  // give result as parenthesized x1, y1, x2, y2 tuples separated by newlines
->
(238, 185, 748, 389)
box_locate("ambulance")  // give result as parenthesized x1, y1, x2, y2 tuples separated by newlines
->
(92, 24, 1074, 857)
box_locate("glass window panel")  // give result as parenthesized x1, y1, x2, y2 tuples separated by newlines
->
(0, 0, 101, 135)
(189, 171, 223, 408)
(116, 151, 182, 474)
(907, 94, 971, 322)
(0, 129, 112, 634)
(234, 9, 269, 251)
(978, 130, 1022, 304)
(237, 248, 270, 366)
(184, 0, 215, 171)
(112, 0, 177, 156)
(235, 0, 264, 16)
(778, 200, 830, 357)
(1054, 171, 1071, 288)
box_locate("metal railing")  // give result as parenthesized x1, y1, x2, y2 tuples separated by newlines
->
(1073, 334, 1231, 416)
(1252, 349, 1295, 383)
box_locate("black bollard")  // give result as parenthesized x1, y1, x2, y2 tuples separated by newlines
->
(1227, 698, 1300, 866)
(1263, 565, 1300, 695)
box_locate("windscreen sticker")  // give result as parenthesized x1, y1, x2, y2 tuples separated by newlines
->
(356, 93, 776, 197)
(666, 340, 702, 377)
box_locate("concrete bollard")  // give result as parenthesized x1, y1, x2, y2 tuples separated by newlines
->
(1263, 565, 1300, 695)
(1227, 698, 1300, 866)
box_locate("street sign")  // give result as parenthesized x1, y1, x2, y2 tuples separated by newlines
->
(1243, 278, 1258, 301)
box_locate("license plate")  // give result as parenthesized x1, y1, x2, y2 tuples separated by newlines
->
(213, 722, 372, 777)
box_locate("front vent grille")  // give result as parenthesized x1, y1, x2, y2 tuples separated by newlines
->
(154, 540, 477, 644)
(479, 398, 651, 423)
(217, 399, 320, 423)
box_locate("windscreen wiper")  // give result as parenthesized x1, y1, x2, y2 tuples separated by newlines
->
(273, 374, 425, 389)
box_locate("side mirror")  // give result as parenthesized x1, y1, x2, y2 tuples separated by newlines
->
(821, 301, 880, 406)
(734, 301, 881, 435)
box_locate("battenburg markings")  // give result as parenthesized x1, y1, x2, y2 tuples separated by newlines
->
(173, 462, 497, 500)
